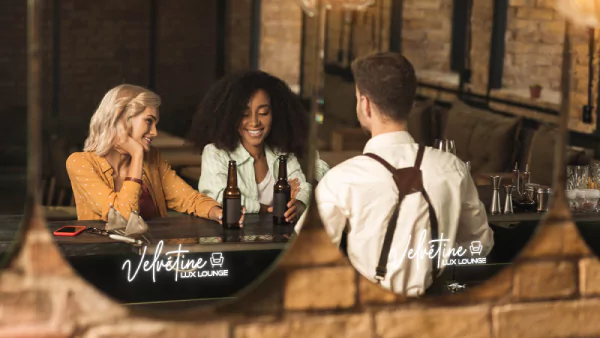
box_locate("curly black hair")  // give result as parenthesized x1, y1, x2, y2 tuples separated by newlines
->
(187, 70, 310, 158)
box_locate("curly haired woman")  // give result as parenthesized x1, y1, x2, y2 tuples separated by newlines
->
(66, 84, 245, 225)
(188, 70, 329, 224)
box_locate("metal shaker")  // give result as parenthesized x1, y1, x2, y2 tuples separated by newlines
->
(512, 162, 520, 196)
(525, 183, 540, 203)
(490, 176, 502, 215)
(503, 185, 514, 214)
(537, 186, 552, 212)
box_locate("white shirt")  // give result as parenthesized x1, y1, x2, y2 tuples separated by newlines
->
(315, 131, 494, 297)
(198, 143, 330, 213)
(257, 169, 275, 205)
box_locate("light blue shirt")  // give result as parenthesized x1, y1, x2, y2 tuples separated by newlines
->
(198, 143, 329, 213)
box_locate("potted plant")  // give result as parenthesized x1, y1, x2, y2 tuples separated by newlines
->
(530, 84, 543, 99)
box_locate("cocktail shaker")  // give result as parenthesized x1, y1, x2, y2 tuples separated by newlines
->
(537, 186, 552, 212)
(503, 185, 514, 214)
(512, 162, 520, 196)
(490, 176, 502, 215)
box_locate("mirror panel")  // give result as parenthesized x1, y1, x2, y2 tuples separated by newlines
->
(0, 1, 32, 265)
(310, 0, 559, 297)
(41, 0, 311, 310)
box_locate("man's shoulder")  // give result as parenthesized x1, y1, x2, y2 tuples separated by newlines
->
(319, 154, 372, 185)
(422, 147, 466, 175)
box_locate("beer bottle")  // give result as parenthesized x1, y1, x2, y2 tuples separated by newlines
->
(222, 160, 242, 229)
(273, 155, 291, 225)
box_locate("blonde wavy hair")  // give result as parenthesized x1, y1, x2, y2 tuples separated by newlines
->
(83, 84, 161, 156)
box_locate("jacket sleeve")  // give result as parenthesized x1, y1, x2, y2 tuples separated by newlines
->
(156, 150, 221, 219)
(66, 153, 142, 221)
(198, 145, 261, 213)
(284, 154, 312, 208)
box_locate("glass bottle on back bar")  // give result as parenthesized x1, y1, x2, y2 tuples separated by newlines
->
(273, 155, 291, 225)
(222, 160, 242, 229)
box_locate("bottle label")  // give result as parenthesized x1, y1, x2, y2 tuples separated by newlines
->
(223, 198, 241, 224)
(273, 191, 290, 218)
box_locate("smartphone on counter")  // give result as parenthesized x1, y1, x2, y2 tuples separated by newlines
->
(53, 226, 87, 237)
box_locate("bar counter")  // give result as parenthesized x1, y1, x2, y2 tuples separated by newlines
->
(0, 214, 295, 305)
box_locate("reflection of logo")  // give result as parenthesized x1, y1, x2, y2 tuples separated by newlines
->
(210, 252, 224, 268)
(469, 241, 482, 255)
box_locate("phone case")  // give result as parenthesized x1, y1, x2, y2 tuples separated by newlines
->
(53, 226, 87, 237)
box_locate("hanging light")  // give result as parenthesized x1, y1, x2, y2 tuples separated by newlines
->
(296, 0, 375, 16)
(555, 0, 600, 28)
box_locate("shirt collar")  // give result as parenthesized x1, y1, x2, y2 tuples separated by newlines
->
(363, 131, 416, 153)
(229, 142, 282, 165)
(93, 153, 113, 173)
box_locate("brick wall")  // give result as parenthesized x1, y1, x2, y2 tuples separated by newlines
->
(304, 0, 600, 134)
(503, 0, 565, 90)
(4, 192, 600, 336)
(259, 0, 303, 92)
(154, 0, 218, 137)
(325, 0, 391, 65)
(0, 0, 244, 143)
(0, 0, 27, 111)
(56, 0, 151, 137)
(227, 0, 252, 73)
(402, 0, 453, 72)
(469, 0, 494, 89)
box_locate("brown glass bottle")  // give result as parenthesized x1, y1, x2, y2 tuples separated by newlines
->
(222, 160, 242, 229)
(273, 155, 291, 225)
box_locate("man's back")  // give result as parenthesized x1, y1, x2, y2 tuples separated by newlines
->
(316, 131, 494, 296)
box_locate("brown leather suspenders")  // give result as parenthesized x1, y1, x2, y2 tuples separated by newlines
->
(362, 145, 440, 283)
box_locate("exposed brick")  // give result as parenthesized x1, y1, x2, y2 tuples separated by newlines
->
(516, 7, 555, 20)
(0, 327, 72, 338)
(536, 0, 557, 8)
(259, 0, 301, 89)
(359, 275, 397, 304)
(493, 299, 600, 338)
(375, 306, 491, 338)
(510, 0, 536, 6)
(519, 220, 591, 258)
(284, 266, 356, 310)
(217, 270, 284, 314)
(279, 227, 345, 267)
(579, 257, 600, 296)
(513, 260, 577, 300)
(235, 314, 372, 338)
(82, 321, 229, 338)
(0, 291, 52, 325)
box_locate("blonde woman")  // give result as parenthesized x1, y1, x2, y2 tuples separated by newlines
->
(66, 84, 245, 225)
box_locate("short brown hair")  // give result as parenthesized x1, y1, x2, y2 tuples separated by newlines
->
(351, 52, 417, 122)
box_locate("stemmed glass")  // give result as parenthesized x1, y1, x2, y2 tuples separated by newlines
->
(434, 139, 456, 155)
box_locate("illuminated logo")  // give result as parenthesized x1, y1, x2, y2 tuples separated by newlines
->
(469, 241, 482, 255)
(210, 253, 224, 268)
(121, 241, 229, 282)
(390, 230, 487, 270)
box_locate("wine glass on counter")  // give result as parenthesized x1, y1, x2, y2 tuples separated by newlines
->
(433, 139, 456, 155)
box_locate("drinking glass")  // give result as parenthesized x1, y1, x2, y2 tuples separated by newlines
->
(567, 165, 590, 190)
(433, 139, 456, 155)
(591, 162, 600, 189)
(433, 139, 445, 151)
(446, 140, 456, 155)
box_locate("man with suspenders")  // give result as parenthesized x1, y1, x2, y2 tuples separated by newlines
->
(315, 52, 494, 297)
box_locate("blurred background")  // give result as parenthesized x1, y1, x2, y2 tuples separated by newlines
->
(1, 0, 600, 221)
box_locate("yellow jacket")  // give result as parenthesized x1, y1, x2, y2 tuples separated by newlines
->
(66, 147, 220, 221)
